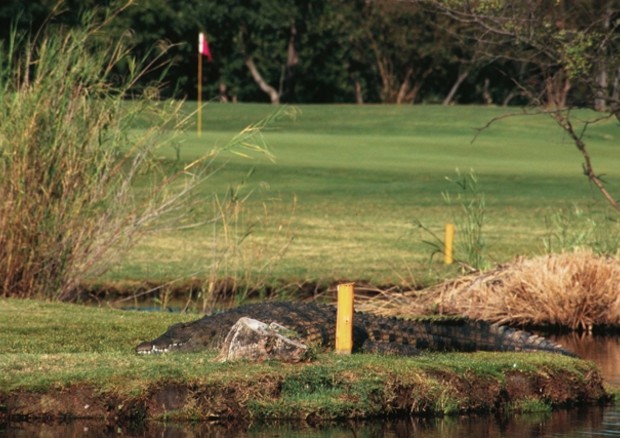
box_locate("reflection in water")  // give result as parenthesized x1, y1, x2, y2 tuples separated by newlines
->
(2, 407, 619, 437)
(2, 335, 619, 437)
(550, 333, 620, 387)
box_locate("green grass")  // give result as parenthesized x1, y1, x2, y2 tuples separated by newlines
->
(103, 103, 620, 288)
(0, 299, 606, 420)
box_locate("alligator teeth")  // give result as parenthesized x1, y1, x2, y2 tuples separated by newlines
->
(137, 346, 169, 354)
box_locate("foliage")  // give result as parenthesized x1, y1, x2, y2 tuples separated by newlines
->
(2, 0, 616, 107)
(0, 5, 286, 299)
(416, 0, 620, 212)
(357, 2, 445, 103)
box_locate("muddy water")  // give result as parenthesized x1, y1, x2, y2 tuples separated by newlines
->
(3, 407, 620, 437)
(2, 334, 619, 437)
(550, 333, 620, 387)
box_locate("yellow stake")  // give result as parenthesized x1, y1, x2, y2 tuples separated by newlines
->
(335, 282, 354, 354)
(445, 223, 455, 265)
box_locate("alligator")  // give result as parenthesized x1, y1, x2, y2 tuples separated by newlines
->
(135, 301, 575, 357)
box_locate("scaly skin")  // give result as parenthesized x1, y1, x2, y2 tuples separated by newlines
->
(135, 302, 575, 357)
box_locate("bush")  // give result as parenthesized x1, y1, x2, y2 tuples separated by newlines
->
(0, 5, 285, 300)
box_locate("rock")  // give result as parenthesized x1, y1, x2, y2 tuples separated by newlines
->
(216, 317, 311, 363)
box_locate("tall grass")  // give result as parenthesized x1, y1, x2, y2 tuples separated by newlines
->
(0, 5, 288, 300)
(443, 169, 487, 271)
(543, 205, 620, 256)
(416, 169, 487, 273)
(0, 8, 184, 299)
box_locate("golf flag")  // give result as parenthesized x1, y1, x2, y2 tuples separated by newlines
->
(198, 32, 213, 62)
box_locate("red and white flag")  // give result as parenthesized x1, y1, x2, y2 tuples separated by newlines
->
(198, 32, 213, 62)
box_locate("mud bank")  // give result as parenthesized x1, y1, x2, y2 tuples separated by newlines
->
(0, 354, 612, 424)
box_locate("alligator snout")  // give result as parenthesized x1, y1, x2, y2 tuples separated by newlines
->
(135, 340, 185, 354)
(135, 341, 161, 354)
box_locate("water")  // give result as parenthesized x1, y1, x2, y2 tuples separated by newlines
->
(550, 333, 620, 387)
(2, 334, 619, 437)
(3, 407, 620, 437)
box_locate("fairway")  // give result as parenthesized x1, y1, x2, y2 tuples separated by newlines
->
(106, 104, 620, 290)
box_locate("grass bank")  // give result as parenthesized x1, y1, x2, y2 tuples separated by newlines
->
(0, 299, 611, 423)
(103, 103, 620, 295)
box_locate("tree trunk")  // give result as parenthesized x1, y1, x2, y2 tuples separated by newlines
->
(376, 56, 396, 103)
(545, 71, 571, 109)
(353, 78, 364, 104)
(594, 67, 608, 112)
(281, 22, 299, 102)
(482, 77, 493, 105)
(502, 90, 521, 106)
(443, 68, 470, 105)
(245, 57, 280, 104)
(611, 66, 620, 113)
(594, 3, 612, 112)
(218, 83, 229, 103)
(406, 79, 424, 104)
(405, 67, 433, 104)
(396, 67, 414, 104)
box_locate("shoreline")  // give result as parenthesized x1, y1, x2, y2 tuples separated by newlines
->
(1, 352, 612, 424)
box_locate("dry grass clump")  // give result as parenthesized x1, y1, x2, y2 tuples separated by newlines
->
(361, 252, 620, 330)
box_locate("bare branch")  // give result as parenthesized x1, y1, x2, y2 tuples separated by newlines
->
(551, 111, 620, 212)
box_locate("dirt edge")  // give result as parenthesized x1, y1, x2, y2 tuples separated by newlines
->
(0, 364, 612, 424)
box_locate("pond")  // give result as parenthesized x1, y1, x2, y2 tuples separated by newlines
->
(550, 333, 620, 387)
(4, 406, 620, 437)
(2, 333, 619, 437)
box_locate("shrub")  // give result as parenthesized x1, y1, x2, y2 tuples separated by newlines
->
(0, 5, 284, 299)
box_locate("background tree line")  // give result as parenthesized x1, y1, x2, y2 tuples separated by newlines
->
(0, 0, 617, 109)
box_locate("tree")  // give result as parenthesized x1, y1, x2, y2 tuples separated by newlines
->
(345, 1, 447, 104)
(414, 0, 620, 211)
(199, 0, 304, 104)
(4, 0, 614, 107)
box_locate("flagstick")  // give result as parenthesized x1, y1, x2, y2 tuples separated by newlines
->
(197, 53, 202, 137)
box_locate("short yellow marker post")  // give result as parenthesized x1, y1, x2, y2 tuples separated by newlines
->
(444, 223, 455, 265)
(335, 282, 354, 354)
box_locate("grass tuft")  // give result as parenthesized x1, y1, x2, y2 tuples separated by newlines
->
(362, 251, 620, 330)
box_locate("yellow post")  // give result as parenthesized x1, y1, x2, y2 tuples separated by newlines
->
(335, 282, 354, 354)
(444, 223, 454, 265)
(197, 53, 202, 137)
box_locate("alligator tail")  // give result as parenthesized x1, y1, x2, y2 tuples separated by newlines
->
(411, 318, 576, 357)
(360, 314, 576, 357)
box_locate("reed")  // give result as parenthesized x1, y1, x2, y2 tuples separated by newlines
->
(0, 7, 184, 299)
(0, 4, 287, 300)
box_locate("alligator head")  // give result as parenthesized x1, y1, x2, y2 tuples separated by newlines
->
(135, 321, 193, 354)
